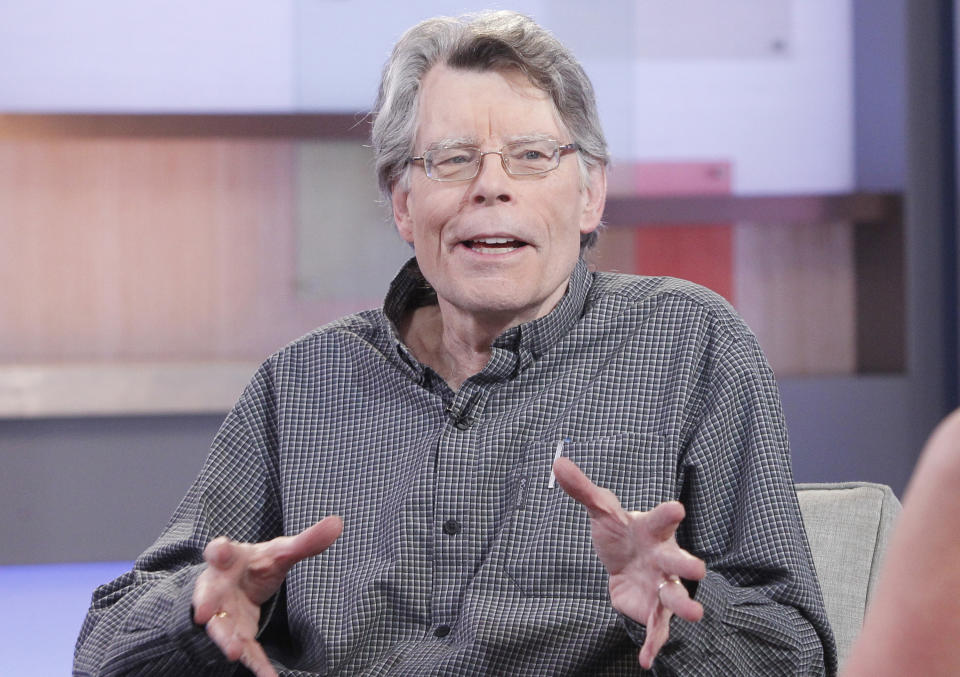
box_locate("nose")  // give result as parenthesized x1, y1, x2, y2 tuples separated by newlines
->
(468, 151, 513, 205)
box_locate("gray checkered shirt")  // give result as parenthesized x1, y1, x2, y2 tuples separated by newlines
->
(75, 258, 836, 676)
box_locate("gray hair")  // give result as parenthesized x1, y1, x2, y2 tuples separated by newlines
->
(371, 10, 609, 250)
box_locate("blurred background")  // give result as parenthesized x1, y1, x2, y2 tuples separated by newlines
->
(1, 0, 957, 672)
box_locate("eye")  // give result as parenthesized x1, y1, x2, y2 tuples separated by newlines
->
(507, 142, 556, 163)
(431, 148, 478, 166)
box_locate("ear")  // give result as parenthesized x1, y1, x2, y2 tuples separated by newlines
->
(391, 184, 415, 244)
(579, 164, 607, 236)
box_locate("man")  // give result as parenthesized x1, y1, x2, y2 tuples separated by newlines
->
(75, 11, 836, 676)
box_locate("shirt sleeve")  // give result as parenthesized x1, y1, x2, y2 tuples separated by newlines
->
(621, 333, 838, 676)
(73, 361, 285, 676)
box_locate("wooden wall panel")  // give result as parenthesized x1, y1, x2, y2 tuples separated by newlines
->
(0, 137, 883, 416)
(0, 138, 351, 364)
(595, 161, 735, 301)
(634, 224, 735, 303)
(596, 161, 859, 375)
(733, 221, 856, 375)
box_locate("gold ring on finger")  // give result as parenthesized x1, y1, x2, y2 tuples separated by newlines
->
(656, 576, 682, 598)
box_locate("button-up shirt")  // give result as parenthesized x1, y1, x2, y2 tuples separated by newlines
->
(75, 258, 837, 675)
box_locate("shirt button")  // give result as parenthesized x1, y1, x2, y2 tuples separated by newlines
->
(442, 519, 461, 536)
(434, 624, 451, 638)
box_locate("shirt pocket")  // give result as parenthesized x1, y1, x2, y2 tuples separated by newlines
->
(502, 432, 676, 599)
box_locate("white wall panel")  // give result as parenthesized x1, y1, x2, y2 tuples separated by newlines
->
(0, 0, 853, 187)
(0, 0, 296, 111)
(625, 0, 853, 193)
(292, 0, 546, 111)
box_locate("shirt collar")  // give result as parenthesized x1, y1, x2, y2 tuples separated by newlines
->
(383, 257, 591, 376)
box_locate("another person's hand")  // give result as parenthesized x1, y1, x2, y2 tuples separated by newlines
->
(552, 457, 705, 669)
(192, 515, 343, 677)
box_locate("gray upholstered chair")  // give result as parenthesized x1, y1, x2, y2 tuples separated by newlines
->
(796, 482, 902, 666)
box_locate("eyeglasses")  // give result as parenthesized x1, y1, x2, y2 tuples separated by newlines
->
(409, 139, 580, 182)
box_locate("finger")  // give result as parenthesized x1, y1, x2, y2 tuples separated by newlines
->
(658, 547, 707, 583)
(193, 541, 253, 624)
(192, 580, 220, 626)
(204, 536, 243, 571)
(639, 603, 672, 669)
(658, 579, 704, 623)
(205, 613, 250, 662)
(193, 577, 245, 625)
(266, 515, 344, 571)
(644, 501, 686, 540)
(552, 457, 623, 518)
(193, 567, 243, 625)
(239, 639, 280, 677)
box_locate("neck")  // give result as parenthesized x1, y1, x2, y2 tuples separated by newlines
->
(398, 274, 572, 391)
(399, 304, 505, 391)
(404, 290, 572, 390)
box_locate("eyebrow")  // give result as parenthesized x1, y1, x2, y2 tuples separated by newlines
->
(503, 133, 556, 145)
(424, 136, 479, 151)
(423, 132, 557, 151)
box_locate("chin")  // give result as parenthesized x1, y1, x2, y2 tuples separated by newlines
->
(469, 293, 552, 322)
(446, 285, 523, 312)
(466, 295, 526, 315)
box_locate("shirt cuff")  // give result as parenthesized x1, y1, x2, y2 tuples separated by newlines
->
(620, 570, 731, 662)
(168, 566, 233, 669)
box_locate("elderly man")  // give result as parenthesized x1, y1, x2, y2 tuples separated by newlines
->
(75, 11, 836, 676)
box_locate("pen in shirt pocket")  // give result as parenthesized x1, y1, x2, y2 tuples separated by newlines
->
(548, 437, 570, 488)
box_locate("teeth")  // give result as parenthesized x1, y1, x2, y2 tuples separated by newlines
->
(473, 245, 518, 254)
(463, 236, 525, 254)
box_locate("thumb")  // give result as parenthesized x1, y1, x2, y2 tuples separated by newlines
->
(270, 515, 344, 570)
(645, 501, 686, 540)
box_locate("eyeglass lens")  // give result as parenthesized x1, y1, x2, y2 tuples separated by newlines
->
(425, 140, 560, 180)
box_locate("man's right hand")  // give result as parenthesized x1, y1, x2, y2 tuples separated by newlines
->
(192, 515, 343, 677)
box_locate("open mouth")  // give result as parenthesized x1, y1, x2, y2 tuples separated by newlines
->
(461, 237, 528, 254)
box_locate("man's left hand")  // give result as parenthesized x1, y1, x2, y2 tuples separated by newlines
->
(552, 456, 706, 669)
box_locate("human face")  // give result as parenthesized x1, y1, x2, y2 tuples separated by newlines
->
(392, 65, 605, 328)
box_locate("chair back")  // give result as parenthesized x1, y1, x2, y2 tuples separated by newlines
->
(795, 482, 901, 666)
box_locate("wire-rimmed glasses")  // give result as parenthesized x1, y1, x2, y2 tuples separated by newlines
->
(409, 139, 580, 182)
